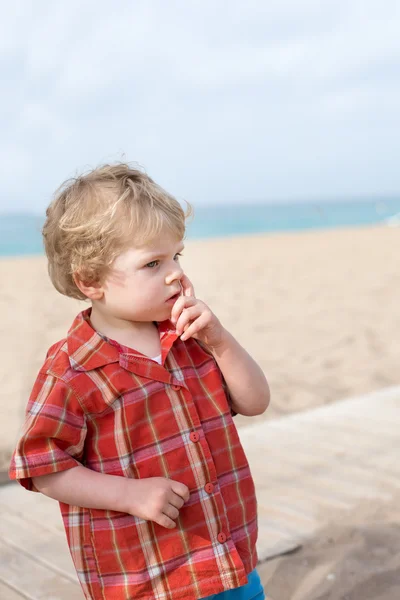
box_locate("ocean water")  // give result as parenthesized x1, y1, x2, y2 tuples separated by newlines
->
(1, 198, 399, 257)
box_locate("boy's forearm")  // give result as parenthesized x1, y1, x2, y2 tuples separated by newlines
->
(209, 328, 270, 417)
(33, 465, 131, 512)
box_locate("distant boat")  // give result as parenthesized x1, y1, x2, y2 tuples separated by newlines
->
(384, 213, 400, 227)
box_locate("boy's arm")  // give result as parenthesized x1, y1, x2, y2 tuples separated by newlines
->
(33, 466, 131, 512)
(209, 328, 270, 417)
(33, 466, 190, 530)
(11, 370, 188, 529)
(171, 274, 269, 418)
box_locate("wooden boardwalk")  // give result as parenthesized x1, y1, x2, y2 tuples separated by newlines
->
(1, 386, 399, 599)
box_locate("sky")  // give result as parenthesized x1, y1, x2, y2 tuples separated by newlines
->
(1, 0, 400, 213)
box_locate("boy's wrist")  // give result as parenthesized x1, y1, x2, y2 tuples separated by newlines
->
(116, 476, 137, 514)
(207, 327, 232, 354)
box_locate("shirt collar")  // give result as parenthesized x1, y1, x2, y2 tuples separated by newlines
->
(67, 308, 179, 374)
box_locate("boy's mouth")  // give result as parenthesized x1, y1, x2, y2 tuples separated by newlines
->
(165, 292, 180, 304)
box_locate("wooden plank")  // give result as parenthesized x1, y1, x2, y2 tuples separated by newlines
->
(254, 452, 392, 505)
(257, 505, 319, 537)
(251, 440, 400, 498)
(333, 460, 400, 492)
(0, 486, 63, 532)
(256, 525, 302, 562)
(0, 512, 77, 580)
(261, 481, 354, 512)
(0, 538, 82, 600)
(258, 420, 400, 453)
(257, 489, 347, 520)
(0, 580, 26, 600)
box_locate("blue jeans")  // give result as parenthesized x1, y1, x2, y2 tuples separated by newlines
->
(201, 569, 266, 600)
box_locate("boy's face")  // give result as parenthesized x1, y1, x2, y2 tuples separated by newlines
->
(96, 232, 185, 323)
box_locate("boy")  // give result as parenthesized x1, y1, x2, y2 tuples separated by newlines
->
(9, 164, 270, 600)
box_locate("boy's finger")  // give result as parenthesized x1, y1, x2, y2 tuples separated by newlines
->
(170, 493, 185, 510)
(180, 273, 195, 298)
(175, 305, 201, 335)
(180, 313, 207, 341)
(157, 514, 176, 529)
(171, 480, 190, 502)
(171, 296, 196, 324)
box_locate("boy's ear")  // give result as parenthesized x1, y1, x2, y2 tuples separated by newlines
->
(73, 273, 104, 300)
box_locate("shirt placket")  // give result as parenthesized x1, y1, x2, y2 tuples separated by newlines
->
(167, 379, 233, 552)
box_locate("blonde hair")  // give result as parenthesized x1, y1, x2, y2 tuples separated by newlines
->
(42, 163, 193, 300)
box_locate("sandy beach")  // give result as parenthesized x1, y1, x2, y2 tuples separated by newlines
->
(1, 224, 400, 598)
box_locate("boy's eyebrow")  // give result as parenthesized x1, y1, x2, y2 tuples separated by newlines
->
(142, 244, 185, 260)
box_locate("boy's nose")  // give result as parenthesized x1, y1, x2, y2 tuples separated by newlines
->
(165, 265, 183, 285)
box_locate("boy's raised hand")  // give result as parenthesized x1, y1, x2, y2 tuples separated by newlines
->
(171, 273, 225, 349)
(125, 477, 190, 529)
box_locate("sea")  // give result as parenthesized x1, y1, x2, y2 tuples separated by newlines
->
(1, 198, 399, 257)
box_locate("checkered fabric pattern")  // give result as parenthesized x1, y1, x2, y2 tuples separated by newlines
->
(9, 309, 258, 600)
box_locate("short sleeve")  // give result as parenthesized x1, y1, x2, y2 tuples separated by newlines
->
(9, 370, 87, 491)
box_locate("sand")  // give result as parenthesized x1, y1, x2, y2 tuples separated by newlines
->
(1, 224, 400, 598)
(1, 224, 400, 466)
(259, 495, 400, 600)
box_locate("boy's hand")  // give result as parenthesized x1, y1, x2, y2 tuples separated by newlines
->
(125, 477, 190, 529)
(170, 273, 225, 349)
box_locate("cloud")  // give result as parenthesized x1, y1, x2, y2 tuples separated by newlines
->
(0, 0, 400, 212)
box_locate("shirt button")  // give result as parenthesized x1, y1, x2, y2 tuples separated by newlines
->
(171, 384, 181, 391)
(204, 483, 214, 494)
(217, 532, 227, 544)
(189, 432, 200, 443)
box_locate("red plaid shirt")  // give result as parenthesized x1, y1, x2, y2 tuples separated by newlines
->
(9, 308, 258, 600)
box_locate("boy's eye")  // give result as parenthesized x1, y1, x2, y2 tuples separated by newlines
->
(145, 253, 183, 269)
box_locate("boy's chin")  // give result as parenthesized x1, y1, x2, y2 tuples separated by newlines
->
(150, 307, 174, 323)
